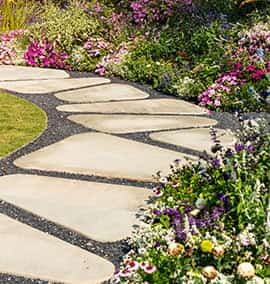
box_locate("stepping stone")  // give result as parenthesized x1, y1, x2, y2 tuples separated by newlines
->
(150, 128, 235, 153)
(0, 77, 110, 94)
(0, 214, 114, 284)
(68, 114, 217, 134)
(0, 65, 69, 81)
(57, 98, 207, 115)
(55, 83, 149, 103)
(0, 174, 149, 242)
(14, 133, 195, 182)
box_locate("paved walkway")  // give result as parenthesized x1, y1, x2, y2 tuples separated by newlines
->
(0, 66, 234, 284)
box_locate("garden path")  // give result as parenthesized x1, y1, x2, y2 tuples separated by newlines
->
(0, 66, 234, 284)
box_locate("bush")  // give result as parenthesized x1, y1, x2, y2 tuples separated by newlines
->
(28, 2, 101, 54)
(0, 0, 39, 33)
(112, 118, 270, 283)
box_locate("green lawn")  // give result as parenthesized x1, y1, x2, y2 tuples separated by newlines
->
(0, 90, 47, 158)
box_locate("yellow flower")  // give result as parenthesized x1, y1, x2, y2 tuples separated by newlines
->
(200, 240, 214, 253)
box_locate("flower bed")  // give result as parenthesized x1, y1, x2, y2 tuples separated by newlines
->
(1, 0, 270, 112)
(111, 118, 270, 283)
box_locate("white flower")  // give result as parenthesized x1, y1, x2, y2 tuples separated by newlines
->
(237, 262, 255, 278)
(202, 266, 218, 279)
(195, 198, 207, 210)
(152, 187, 163, 197)
(159, 177, 168, 184)
(246, 276, 264, 284)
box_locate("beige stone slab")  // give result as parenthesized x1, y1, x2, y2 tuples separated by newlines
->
(0, 77, 110, 94)
(0, 174, 149, 242)
(0, 214, 114, 284)
(150, 128, 235, 153)
(55, 83, 149, 103)
(57, 98, 207, 115)
(0, 65, 69, 81)
(14, 133, 194, 182)
(68, 114, 217, 134)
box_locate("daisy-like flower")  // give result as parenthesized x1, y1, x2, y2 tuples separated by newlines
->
(125, 260, 140, 271)
(140, 261, 157, 274)
(152, 186, 163, 197)
(159, 177, 168, 184)
(119, 267, 133, 277)
(237, 262, 255, 278)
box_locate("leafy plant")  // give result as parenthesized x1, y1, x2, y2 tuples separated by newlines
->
(0, 0, 39, 33)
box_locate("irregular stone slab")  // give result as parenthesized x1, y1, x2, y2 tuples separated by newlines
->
(150, 128, 235, 153)
(0, 77, 110, 94)
(0, 65, 69, 81)
(55, 83, 149, 103)
(57, 98, 207, 115)
(68, 114, 217, 134)
(14, 133, 194, 181)
(0, 214, 114, 284)
(0, 174, 149, 242)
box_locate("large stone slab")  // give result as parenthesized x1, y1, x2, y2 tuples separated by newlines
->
(0, 77, 110, 94)
(0, 65, 69, 81)
(150, 128, 235, 153)
(0, 214, 114, 284)
(68, 114, 217, 134)
(14, 133, 194, 181)
(0, 174, 149, 242)
(57, 98, 207, 115)
(55, 83, 149, 103)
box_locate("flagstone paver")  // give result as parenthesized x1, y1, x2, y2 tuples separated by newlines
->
(55, 83, 149, 102)
(150, 128, 235, 153)
(57, 98, 207, 114)
(0, 65, 70, 81)
(68, 114, 217, 133)
(0, 77, 110, 94)
(0, 174, 149, 242)
(0, 66, 234, 283)
(0, 214, 114, 284)
(14, 133, 195, 181)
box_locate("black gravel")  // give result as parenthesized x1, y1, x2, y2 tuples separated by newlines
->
(0, 70, 269, 284)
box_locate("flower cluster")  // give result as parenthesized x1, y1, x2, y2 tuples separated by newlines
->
(113, 118, 270, 283)
(23, 40, 70, 69)
(95, 42, 128, 75)
(128, 0, 192, 24)
(83, 37, 111, 58)
(0, 29, 25, 64)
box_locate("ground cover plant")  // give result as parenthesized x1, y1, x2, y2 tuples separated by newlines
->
(1, 0, 270, 112)
(0, 91, 46, 158)
(110, 118, 270, 283)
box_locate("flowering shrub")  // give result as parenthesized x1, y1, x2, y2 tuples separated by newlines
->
(1, 0, 270, 112)
(0, 29, 25, 64)
(127, 0, 192, 25)
(199, 22, 270, 111)
(24, 40, 70, 69)
(112, 118, 270, 283)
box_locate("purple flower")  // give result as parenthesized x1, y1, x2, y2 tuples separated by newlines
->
(211, 159, 221, 167)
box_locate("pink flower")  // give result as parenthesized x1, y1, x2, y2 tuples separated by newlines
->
(251, 69, 265, 80)
(247, 64, 257, 72)
(125, 260, 140, 271)
(140, 261, 157, 274)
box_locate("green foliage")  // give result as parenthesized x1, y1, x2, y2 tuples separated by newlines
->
(0, 0, 39, 32)
(115, 119, 270, 283)
(29, 2, 101, 53)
